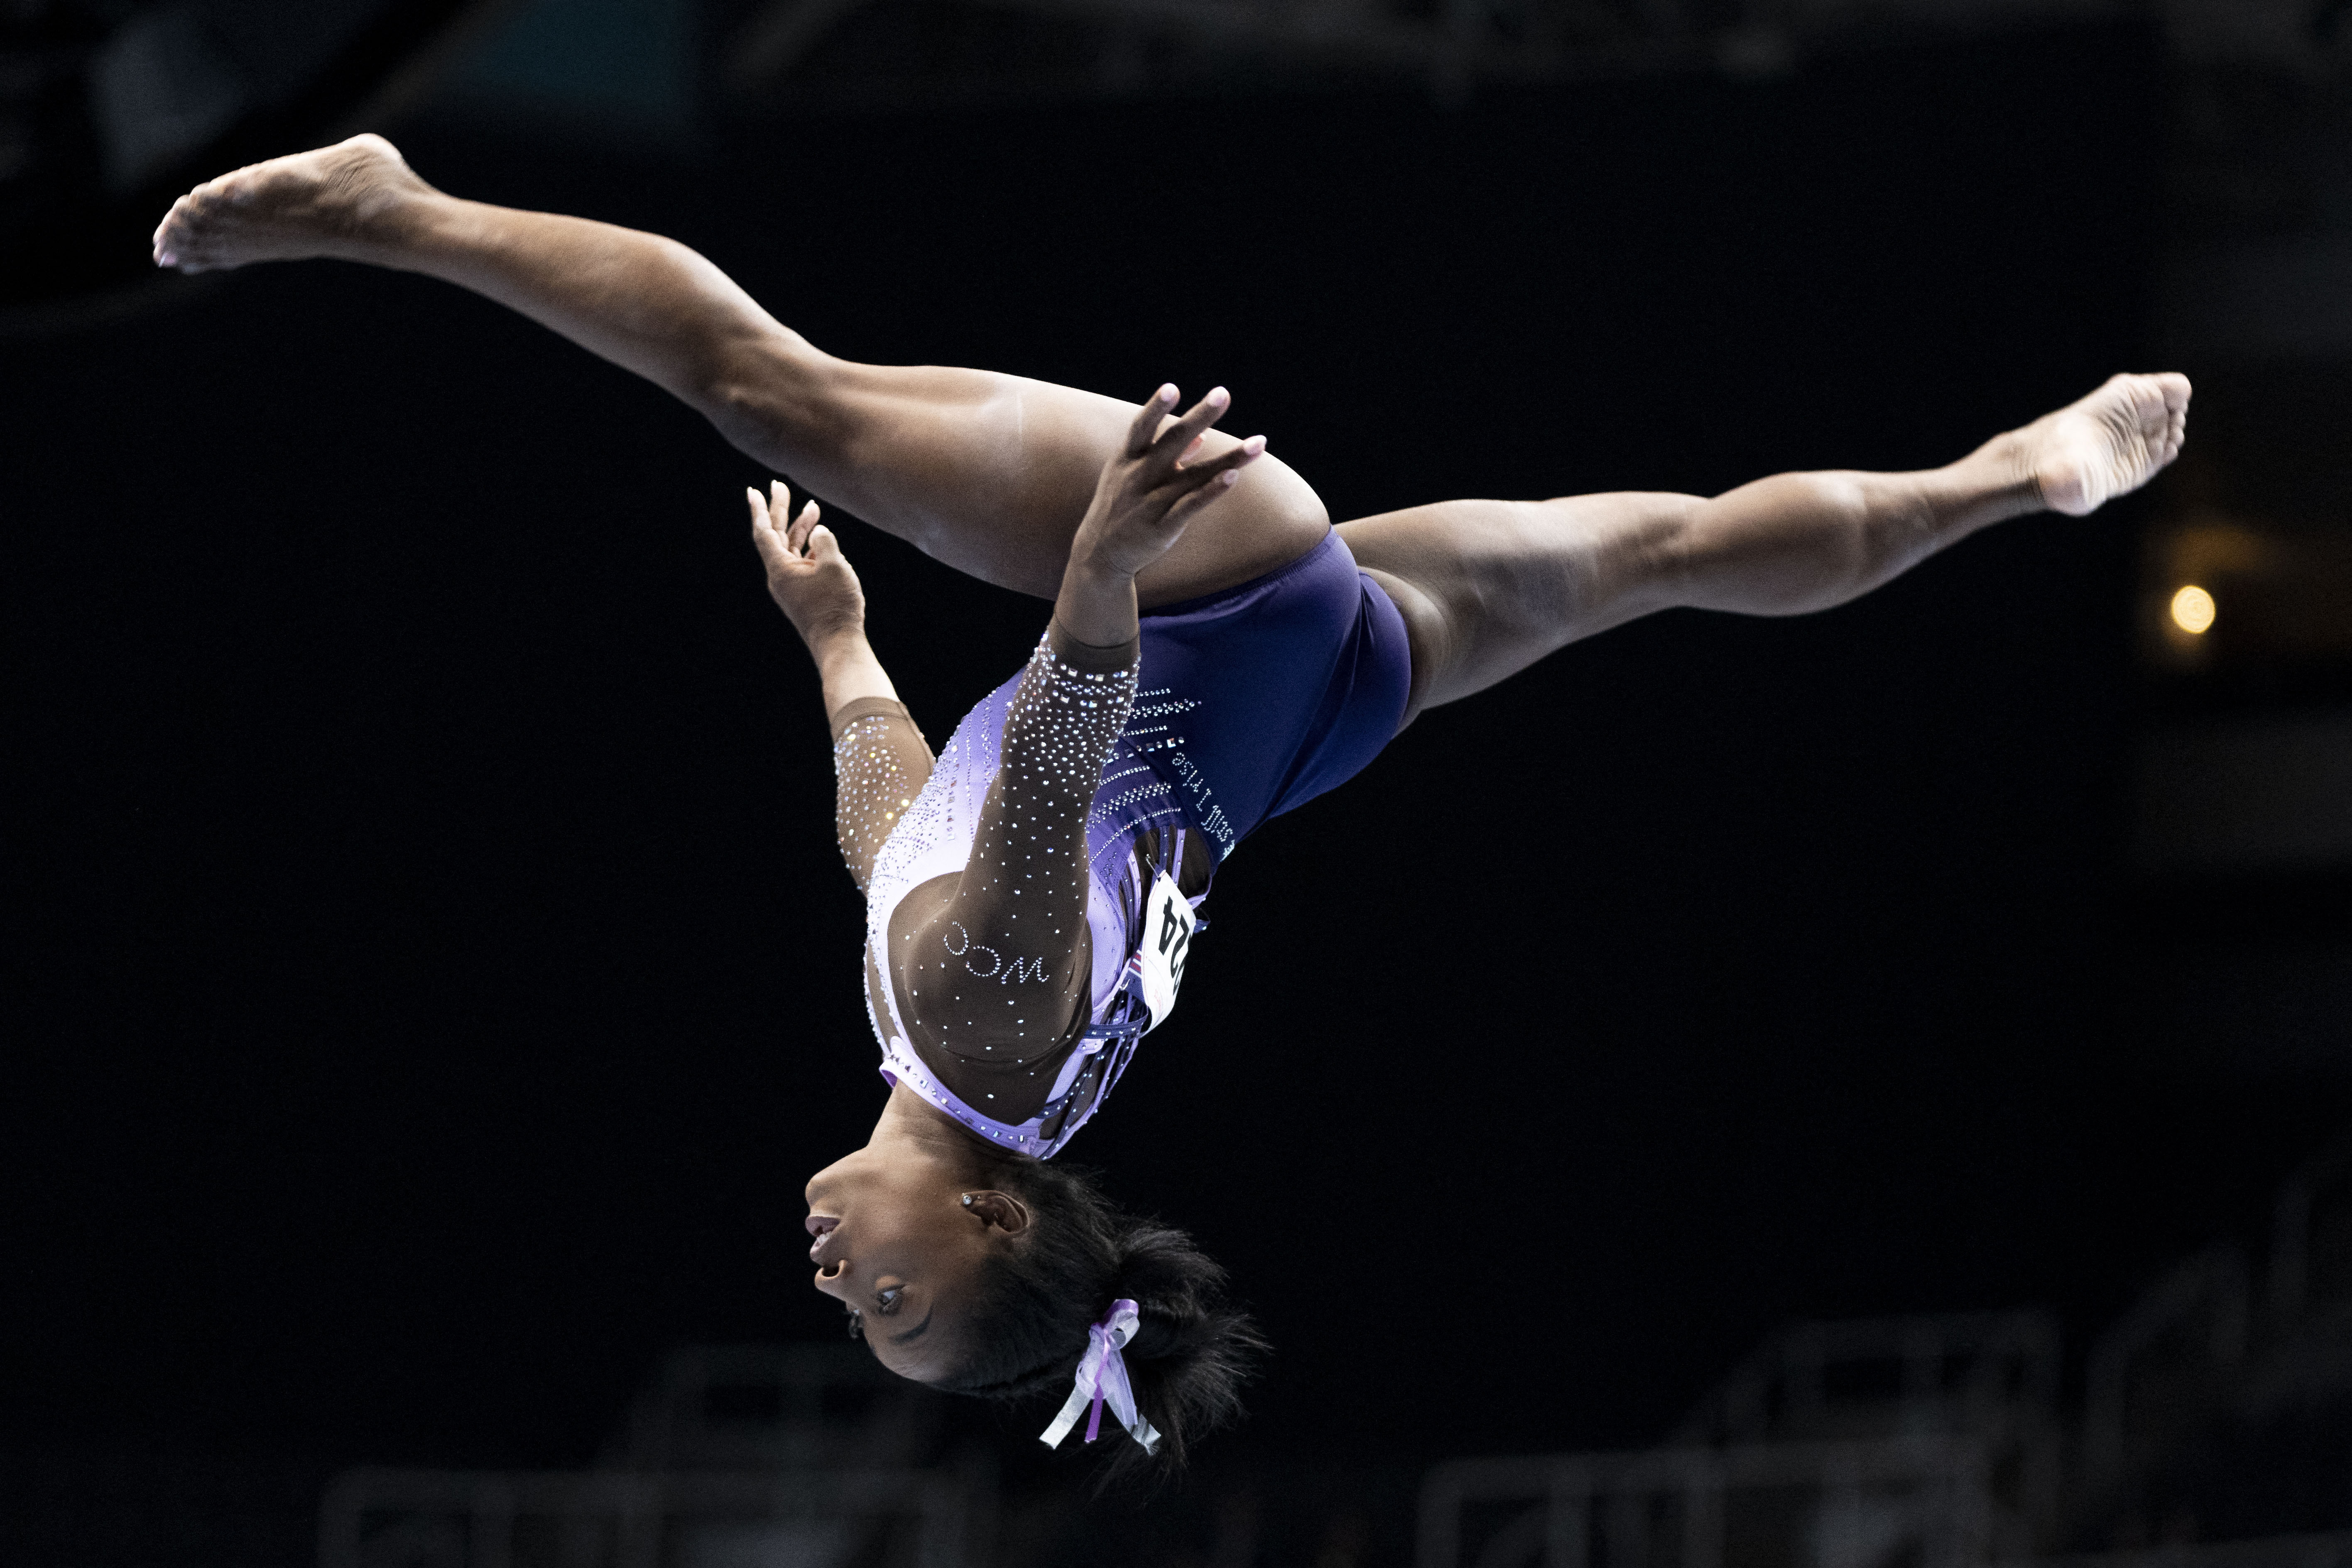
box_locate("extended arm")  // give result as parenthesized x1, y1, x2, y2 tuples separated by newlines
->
(751, 483, 931, 892)
(879, 387, 1262, 1052)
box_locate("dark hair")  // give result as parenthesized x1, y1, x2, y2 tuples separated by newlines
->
(932, 1158, 1266, 1488)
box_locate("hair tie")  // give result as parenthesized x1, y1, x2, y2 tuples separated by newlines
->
(1037, 1298, 1161, 1454)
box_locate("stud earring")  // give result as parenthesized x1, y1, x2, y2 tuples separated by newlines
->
(961, 1193, 975, 1208)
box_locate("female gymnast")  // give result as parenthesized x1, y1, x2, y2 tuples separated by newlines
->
(153, 134, 2191, 1481)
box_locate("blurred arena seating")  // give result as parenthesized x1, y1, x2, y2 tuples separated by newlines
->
(1415, 1129, 2352, 1568)
(318, 1344, 984, 1568)
(16, 0, 2352, 311)
(307, 1124, 2352, 1568)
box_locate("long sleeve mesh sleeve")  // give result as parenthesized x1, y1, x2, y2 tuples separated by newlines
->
(830, 697, 936, 894)
(889, 624, 1139, 1071)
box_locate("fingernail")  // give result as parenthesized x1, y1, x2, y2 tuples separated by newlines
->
(1242, 435, 1266, 455)
(1208, 387, 1230, 406)
(1157, 384, 1178, 403)
(158, 252, 176, 267)
(1219, 470, 1239, 486)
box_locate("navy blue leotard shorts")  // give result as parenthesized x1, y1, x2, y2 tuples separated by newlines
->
(1122, 527, 1413, 854)
(958, 528, 1412, 870)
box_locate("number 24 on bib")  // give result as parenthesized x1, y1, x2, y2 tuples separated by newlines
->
(1134, 868, 1196, 1030)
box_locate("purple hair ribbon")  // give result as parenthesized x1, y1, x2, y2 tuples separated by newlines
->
(1037, 1298, 1161, 1455)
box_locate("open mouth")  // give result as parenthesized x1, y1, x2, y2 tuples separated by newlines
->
(805, 1215, 840, 1262)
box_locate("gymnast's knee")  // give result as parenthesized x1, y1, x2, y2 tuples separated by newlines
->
(703, 334, 858, 468)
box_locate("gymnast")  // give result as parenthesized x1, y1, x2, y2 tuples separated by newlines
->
(153, 135, 2192, 1481)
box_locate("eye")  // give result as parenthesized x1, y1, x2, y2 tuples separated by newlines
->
(874, 1285, 904, 1316)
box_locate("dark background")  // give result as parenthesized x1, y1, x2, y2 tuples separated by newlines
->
(5, 8, 2344, 1532)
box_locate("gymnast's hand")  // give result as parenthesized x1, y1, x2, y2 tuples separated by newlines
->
(750, 481, 865, 652)
(1056, 385, 1266, 645)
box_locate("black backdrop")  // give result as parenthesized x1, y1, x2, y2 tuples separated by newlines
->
(9, 18, 2341, 1494)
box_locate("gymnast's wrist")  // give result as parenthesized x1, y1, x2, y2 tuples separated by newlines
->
(802, 614, 871, 667)
(1051, 553, 1137, 649)
(1060, 530, 1136, 585)
(1046, 616, 1139, 671)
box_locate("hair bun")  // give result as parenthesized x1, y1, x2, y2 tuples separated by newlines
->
(1112, 1226, 1227, 1357)
(932, 1159, 1267, 1490)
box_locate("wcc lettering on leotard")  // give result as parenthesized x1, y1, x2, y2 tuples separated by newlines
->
(936, 865, 1195, 1025)
(941, 921, 1054, 987)
(940, 867, 1192, 1025)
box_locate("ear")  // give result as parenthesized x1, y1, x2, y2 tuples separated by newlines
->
(963, 1190, 1031, 1237)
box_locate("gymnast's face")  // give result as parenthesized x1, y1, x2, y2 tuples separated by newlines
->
(803, 1149, 1030, 1383)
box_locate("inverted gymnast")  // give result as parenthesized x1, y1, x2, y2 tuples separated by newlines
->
(154, 135, 2191, 1481)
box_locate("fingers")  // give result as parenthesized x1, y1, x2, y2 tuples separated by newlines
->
(1165, 470, 1237, 521)
(1096, 382, 1266, 562)
(1125, 385, 1179, 458)
(1162, 431, 1266, 497)
(1141, 386, 1232, 478)
(1121, 382, 1257, 481)
(748, 485, 793, 568)
(1157, 463, 1253, 538)
(1103, 426, 1266, 553)
(1161, 445, 1259, 521)
(752, 480, 825, 556)
(771, 479, 821, 551)
(1132, 434, 1266, 548)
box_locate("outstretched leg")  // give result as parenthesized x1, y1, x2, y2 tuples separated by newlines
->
(1339, 373, 2192, 723)
(152, 135, 1328, 604)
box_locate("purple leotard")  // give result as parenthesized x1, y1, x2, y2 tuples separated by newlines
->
(864, 530, 1413, 1155)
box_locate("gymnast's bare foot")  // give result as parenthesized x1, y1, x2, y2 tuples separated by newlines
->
(152, 133, 429, 273)
(2020, 372, 2193, 517)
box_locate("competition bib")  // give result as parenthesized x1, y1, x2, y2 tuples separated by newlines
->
(1133, 868, 1196, 1030)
